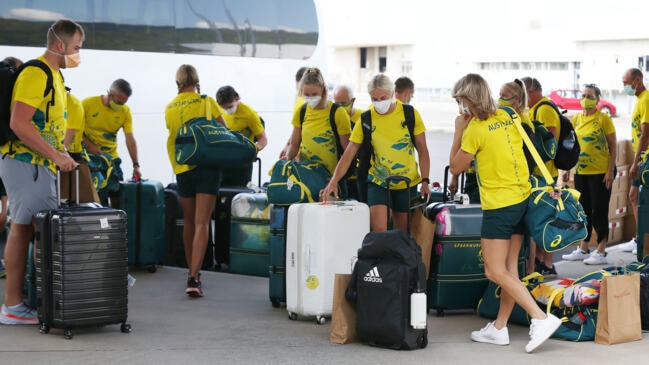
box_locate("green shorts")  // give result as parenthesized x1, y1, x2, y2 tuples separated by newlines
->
(632, 177, 641, 187)
(481, 199, 527, 239)
(177, 167, 221, 197)
(367, 183, 417, 213)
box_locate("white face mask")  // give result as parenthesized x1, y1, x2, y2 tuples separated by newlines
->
(223, 102, 238, 115)
(304, 96, 322, 108)
(373, 99, 393, 114)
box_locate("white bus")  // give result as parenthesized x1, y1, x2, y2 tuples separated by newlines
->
(0, 0, 326, 185)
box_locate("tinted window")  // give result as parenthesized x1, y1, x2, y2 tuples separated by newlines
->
(0, 0, 318, 59)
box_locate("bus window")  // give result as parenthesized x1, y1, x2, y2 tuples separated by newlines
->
(0, 0, 318, 59)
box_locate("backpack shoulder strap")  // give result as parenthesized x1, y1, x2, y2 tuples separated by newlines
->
(299, 103, 307, 126)
(328, 102, 344, 157)
(403, 103, 416, 146)
(361, 109, 372, 147)
(19, 59, 54, 99)
(534, 100, 560, 121)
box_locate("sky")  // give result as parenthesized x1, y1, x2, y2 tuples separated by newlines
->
(319, 0, 649, 46)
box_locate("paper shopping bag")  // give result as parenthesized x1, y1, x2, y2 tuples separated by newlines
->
(330, 273, 357, 344)
(410, 206, 435, 278)
(594, 273, 642, 345)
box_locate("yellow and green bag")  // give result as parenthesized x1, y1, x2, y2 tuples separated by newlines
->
(267, 160, 330, 206)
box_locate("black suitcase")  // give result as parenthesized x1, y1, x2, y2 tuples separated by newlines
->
(268, 205, 289, 307)
(346, 176, 428, 350)
(212, 158, 261, 270)
(163, 185, 215, 270)
(34, 170, 131, 339)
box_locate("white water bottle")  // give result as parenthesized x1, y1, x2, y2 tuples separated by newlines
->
(410, 291, 427, 329)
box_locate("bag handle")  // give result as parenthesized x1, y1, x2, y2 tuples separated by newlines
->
(504, 107, 555, 185)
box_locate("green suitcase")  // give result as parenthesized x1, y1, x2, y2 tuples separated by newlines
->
(427, 202, 527, 316)
(120, 180, 165, 272)
(229, 192, 271, 277)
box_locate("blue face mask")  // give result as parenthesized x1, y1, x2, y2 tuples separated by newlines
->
(623, 84, 636, 96)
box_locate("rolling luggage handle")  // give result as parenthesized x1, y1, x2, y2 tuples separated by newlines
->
(56, 166, 80, 207)
(442, 165, 466, 203)
(385, 175, 411, 232)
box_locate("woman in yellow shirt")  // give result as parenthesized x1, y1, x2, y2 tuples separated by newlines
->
(561, 84, 616, 265)
(449, 73, 560, 353)
(164, 64, 225, 298)
(320, 73, 431, 232)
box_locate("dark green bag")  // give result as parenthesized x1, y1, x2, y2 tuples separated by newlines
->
(551, 305, 598, 341)
(174, 96, 257, 168)
(525, 175, 588, 252)
(476, 272, 543, 326)
(266, 160, 331, 206)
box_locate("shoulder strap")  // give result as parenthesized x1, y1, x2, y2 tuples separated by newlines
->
(18, 59, 56, 129)
(299, 103, 307, 126)
(403, 103, 416, 146)
(19, 59, 54, 99)
(504, 106, 554, 184)
(361, 110, 372, 150)
(328, 102, 344, 157)
(533, 100, 560, 121)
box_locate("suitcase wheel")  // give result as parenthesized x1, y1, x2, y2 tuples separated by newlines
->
(121, 322, 132, 333)
(39, 323, 50, 334)
(64, 329, 73, 340)
(417, 334, 428, 348)
(435, 308, 445, 317)
(147, 265, 157, 273)
(288, 312, 298, 321)
(270, 298, 281, 308)
(316, 315, 326, 325)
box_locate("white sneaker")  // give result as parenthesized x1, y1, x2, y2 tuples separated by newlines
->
(470, 322, 509, 345)
(525, 314, 561, 353)
(616, 238, 637, 252)
(561, 248, 590, 261)
(583, 251, 607, 265)
(632, 248, 637, 255)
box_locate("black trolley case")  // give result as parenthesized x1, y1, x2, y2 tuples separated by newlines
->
(35, 169, 132, 339)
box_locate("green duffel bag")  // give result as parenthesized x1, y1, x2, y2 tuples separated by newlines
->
(174, 96, 257, 168)
(476, 272, 544, 326)
(266, 160, 330, 205)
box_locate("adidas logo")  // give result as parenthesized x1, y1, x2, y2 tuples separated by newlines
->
(363, 266, 382, 283)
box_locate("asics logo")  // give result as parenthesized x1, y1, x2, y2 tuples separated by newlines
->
(363, 266, 382, 283)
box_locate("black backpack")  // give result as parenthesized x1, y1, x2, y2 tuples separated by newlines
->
(356, 104, 416, 202)
(533, 100, 580, 170)
(346, 229, 428, 350)
(0, 59, 57, 146)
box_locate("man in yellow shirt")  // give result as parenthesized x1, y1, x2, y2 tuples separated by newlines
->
(0, 19, 84, 325)
(83, 78, 141, 208)
(332, 84, 363, 199)
(216, 85, 267, 186)
(522, 76, 559, 278)
(615, 68, 649, 254)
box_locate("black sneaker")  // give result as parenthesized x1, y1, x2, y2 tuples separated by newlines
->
(539, 263, 557, 278)
(185, 276, 204, 298)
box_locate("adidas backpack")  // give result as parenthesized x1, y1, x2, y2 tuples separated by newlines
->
(346, 229, 428, 350)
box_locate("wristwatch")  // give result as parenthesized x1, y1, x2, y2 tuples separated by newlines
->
(421, 178, 430, 184)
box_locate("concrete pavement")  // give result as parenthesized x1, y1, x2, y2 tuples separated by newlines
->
(0, 248, 646, 365)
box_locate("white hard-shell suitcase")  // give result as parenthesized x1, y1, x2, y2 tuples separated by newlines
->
(286, 201, 370, 324)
